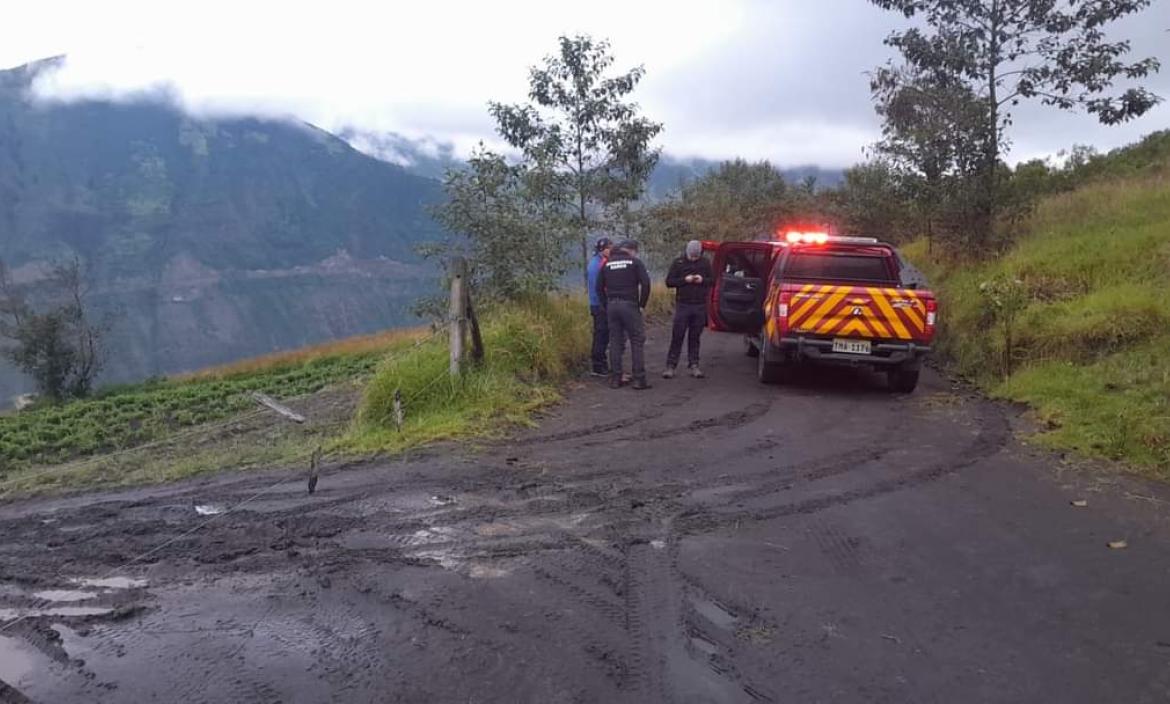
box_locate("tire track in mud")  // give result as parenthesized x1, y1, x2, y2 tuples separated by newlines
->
(680, 582, 778, 703)
(576, 401, 773, 449)
(0, 344, 1020, 704)
(527, 546, 634, 693)
(678, 574, 783, 702)
(505, 391, 694, 448)
(677, 400, 1011, 532)
(622, 534, 778, 703)
(623, 539, 672, 702)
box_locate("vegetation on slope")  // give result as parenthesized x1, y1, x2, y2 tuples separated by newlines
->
(351, 296, 590, 452)
(905, 135, 1170, 477)
(0, 328, 424, 474)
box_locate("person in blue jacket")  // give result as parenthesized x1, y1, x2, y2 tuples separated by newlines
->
(586, 237, 613, 376)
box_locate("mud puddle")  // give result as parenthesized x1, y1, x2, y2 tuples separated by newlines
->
(0, 605, 114, 619)
(0, 576, 147, 622)
(0, 634, 52, 696)
(31, 589, 98, 603)
(689, 593, 739, 630)
(50, 623, 91, 662)
(74, 577, 147, 590)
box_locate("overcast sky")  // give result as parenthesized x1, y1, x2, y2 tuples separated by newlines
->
(3, 0, 1169, 168)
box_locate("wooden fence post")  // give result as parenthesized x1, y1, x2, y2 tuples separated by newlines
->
(465, 289, 484, 364)
(449, 257, 467, 377)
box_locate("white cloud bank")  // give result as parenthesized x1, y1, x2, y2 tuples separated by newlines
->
(4, 0, 1168, 168)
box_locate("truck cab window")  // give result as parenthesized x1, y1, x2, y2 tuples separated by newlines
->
(783, 252, 894, 284)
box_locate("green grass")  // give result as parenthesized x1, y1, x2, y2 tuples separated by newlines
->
(349, 295, 591, 452)
(904, 168, 1170, 478)
(0, 329, 425, 473)
(0, 284, 665, 494)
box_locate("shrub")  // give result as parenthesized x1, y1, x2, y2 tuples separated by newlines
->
(353, 296, 590, 449)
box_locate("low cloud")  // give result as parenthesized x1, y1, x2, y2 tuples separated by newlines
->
(6, 0, 1168, 168)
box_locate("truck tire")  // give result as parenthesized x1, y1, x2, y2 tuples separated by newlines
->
(744, 335, 760, 357)
(757, 343, 786, 384)
(888, 367, 920, 393)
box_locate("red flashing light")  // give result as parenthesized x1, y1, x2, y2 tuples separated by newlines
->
(784, 231, 829, 245)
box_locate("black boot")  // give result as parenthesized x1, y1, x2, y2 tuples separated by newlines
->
(632, 377, 652, 391)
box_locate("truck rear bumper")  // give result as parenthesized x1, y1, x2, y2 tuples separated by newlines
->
(778, 336, 931, 367)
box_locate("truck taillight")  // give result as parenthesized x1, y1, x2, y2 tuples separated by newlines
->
(925, 299, 937, 336)
(777, 291, 793, 335)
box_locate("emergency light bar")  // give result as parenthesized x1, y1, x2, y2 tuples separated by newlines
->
(785, 231, 828, 244)
(783, 232, 879, 245)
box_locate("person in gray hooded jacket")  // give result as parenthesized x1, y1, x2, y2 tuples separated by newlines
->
(663, 240, 713, 379)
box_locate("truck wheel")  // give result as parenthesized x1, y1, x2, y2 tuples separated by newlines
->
(888, 367, 920, 393)
(757, 344, 786, 384)
(744, 335, 760, 358)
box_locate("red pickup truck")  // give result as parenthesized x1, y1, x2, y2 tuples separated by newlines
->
(704, 233, 936, 392)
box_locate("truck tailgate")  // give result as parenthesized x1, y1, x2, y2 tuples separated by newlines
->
(786, 284, 933, 343)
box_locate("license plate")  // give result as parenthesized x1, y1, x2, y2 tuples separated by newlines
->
(832, 339, 871, 355)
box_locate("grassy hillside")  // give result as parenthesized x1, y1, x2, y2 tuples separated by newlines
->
(0, 284, 688, 497)
(351, 296, 590, 452)
(0, 328, 425, 490)
(905, 140, 1170, 478)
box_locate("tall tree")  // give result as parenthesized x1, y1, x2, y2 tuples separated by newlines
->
(870, 0, 1162, 241)
(490, 35, 662, 286)
(427, 146, 570, 301)
(871, 66, 988, 248)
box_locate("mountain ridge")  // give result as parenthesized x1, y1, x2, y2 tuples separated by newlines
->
(0, 60, 446, 401)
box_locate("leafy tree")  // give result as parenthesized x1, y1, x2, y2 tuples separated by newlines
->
(645, 159, 792, 246)
(427, 146, 570, 302)
(0, 259, 108, 400)
(834, 160, 915, 241)
(490, 35, 662, 286)
(871, 66, 989, 248)
(871, 0, 1163, 242)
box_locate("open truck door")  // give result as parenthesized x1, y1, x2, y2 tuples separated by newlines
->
(703, 241, 778, 333)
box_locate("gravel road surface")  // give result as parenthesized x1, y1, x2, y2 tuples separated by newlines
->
(2, 329, 1169, 703)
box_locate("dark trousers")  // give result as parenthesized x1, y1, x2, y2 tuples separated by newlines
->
(666, 302, 706, 368)
(607, 299, 646, 381)
(590, 305, 609, 373)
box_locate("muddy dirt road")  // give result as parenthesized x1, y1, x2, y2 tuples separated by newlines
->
(3, 330, 1170, 703)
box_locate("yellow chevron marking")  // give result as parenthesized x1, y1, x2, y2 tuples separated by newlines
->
(904, 307, 925, 333)
(789, 285, 832, 326)
(801, 288, 851, 332)
(867, 288, 912, 340)
(890, 293, 924, 333)
(816, 305, 847, 334)
(837, 317, 872, 337)
(865, 310, 892, 338)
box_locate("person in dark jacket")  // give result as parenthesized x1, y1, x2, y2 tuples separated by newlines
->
(586, 237, 613, 376)
(595, 239, 652, 390)
(663, 240, 714, 379)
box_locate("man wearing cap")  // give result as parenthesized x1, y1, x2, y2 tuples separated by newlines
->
(663, 240, 714, 379)
(586, 237, 613, 377)
(596, 239, 652, 390)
